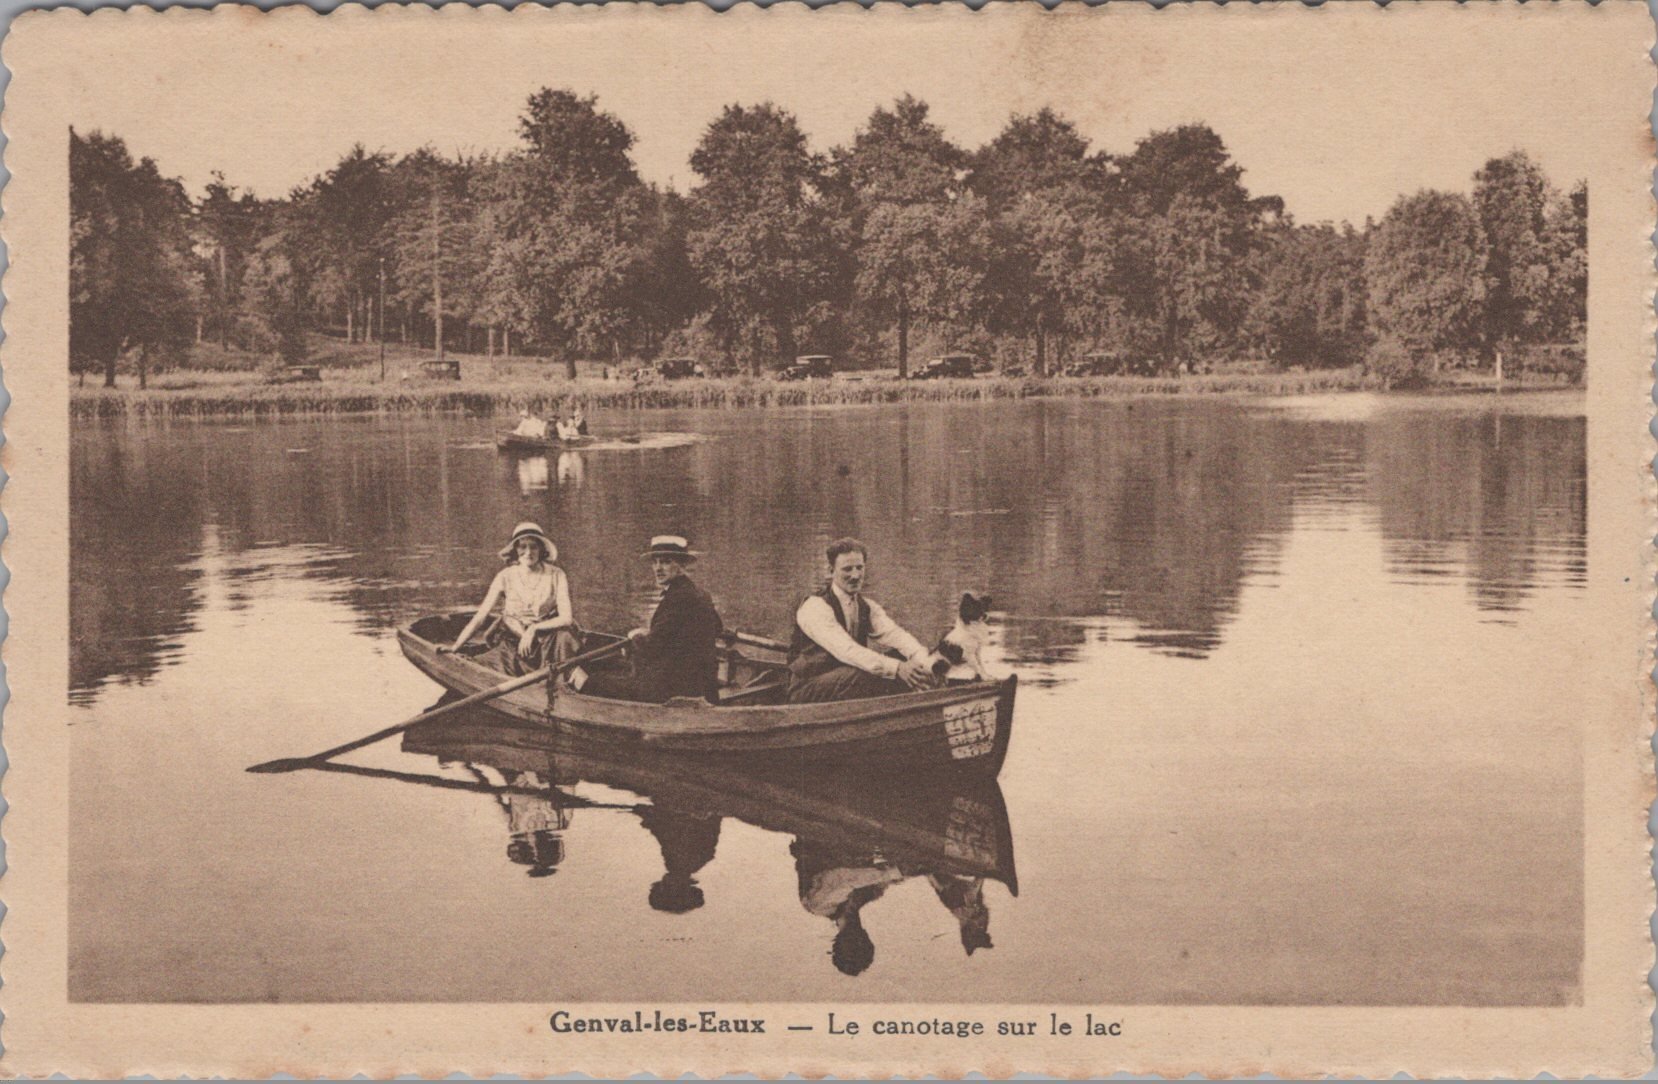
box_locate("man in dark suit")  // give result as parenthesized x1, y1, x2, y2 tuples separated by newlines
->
(573, 535, 724, 704)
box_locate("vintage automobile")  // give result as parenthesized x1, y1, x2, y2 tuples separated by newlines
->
(778, 355, 834, 381)
(909, 354, 978, 380)
(656, 356, 706, 379)
(1065, 352, 1126, 377)
(420, 359, 462, 381)
(266, 364, 323, 385)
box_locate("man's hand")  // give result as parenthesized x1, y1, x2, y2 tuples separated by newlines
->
(896, 658, 935, 691)
(627, 627, 649, 644)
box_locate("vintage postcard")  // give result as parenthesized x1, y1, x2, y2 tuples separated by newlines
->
(1, 1, 1653, 1077)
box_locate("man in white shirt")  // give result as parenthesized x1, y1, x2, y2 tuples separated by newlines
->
(787, 537, 936, 703)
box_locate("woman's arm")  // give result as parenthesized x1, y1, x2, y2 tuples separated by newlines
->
(444, 571, 506, 651)
(531, 568, 575, 632)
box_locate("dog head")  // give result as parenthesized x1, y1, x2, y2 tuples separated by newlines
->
(958, 591, 992, 624)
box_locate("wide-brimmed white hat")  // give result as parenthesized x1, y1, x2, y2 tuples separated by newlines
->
(500, 521, 558, 561)
(640, 534, 700, 562)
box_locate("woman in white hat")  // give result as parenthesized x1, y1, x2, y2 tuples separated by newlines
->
(442, 522, 580, 676)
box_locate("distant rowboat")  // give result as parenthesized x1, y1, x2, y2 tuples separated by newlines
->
(397, 612, 1018, 778)
(495, 431, 593, 452)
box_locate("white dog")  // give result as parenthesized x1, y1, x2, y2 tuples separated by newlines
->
(928, 591, 995, 683)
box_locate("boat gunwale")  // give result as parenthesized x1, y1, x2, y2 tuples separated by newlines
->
(397, 612, 1015, 740)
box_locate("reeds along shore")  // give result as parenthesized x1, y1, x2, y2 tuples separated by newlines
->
(72, 370, 1394, 419)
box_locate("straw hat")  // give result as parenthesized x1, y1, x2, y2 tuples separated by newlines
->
(500, 521, 558, 562)
(640, 534, 700, 562)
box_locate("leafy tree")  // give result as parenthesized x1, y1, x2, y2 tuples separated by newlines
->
(70, 129, 198, 387)
(485, 90, 656, 375)
(1472, 151, 1555, 362)
(1246, 222, 1369, 368)
(297, 145, 395, 344)
(687, 103, 837, 373)
(839, 96, 983, 375)
(969, 108, 1097, 375)
(1114, 125, 1282, 368)
(242, 237, 309, 363)
(1539, 180, 1587, 344)
(387, 148, 474, 360)
(628, 187, 706, 357)
(968, 107, 1094, 209)
(196, 173, 267, 349)
(1363, 189, 1488, 378)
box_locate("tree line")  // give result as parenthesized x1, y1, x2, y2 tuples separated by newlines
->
(70, 90, 1587, 387)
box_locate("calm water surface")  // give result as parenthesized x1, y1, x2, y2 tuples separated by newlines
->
(70, 394, 1586, 1004)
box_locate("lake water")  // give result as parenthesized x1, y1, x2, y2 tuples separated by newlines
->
(69, 393, 1587, 1005)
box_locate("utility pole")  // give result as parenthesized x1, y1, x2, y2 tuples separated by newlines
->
(378, 256, 387, 382)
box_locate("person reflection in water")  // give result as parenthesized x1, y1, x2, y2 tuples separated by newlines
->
(928, 874, 993, 955)
(447, 759, 573, 879)
(791, 839, 905, 976)
(638, 805, 721, 913)
(502, 769, 572, 878)
(556, 450, 584, 489)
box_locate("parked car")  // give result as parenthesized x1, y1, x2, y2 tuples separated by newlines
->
(1065, 352, 1125, 377)
(656, 357, 706, 379)
(779, 355, 834, 381)
(910, 354, 978, 380)
(421, 359, 462, 381)
(266, 365, 322, 385)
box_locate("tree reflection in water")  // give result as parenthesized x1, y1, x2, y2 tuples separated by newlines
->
(71, 398, 1586, 700)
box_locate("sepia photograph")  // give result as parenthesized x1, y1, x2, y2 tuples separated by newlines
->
(2, 2, 1652, 1076)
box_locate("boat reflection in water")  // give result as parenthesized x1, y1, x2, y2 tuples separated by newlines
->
(513, 455, 548, 493)
(399, 710, 1018, 971)
(512, 452, 584, 494)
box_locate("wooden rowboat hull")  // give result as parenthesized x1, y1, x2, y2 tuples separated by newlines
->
(397, 613, 1017, 778)
(495, 431, 590, 452)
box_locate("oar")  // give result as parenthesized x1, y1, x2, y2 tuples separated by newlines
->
(246, 639, 628, 774)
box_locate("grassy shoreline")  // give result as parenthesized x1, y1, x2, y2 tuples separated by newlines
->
(73, 367, 1375, 419)
(69, 365, 1579, 420)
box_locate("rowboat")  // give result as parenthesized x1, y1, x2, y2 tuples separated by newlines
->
(399, 710, 1018, 892)
(396, 612, 1018, 777)
(495, 430, 594, 452)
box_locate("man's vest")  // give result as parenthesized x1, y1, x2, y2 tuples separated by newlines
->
(788, 584, 872, 682)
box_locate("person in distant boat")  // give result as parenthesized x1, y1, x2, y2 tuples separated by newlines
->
(571, 402, 589, 436)
(512, 409, 549, 440)
(638, 804, 721, 913)
(442, 522, 581, 676)
(788, 538, 934, 703)
(570, 535, 724, 704)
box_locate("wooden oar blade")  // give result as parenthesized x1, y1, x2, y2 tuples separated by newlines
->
(242, 638, 628, 777)
(245, 757, 315, 774)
